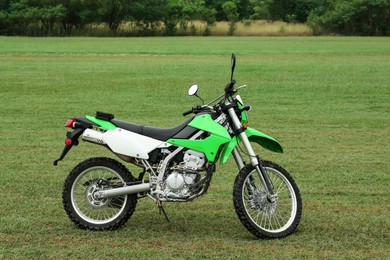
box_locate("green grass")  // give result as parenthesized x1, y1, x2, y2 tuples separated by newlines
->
(1, 36, 389, 258)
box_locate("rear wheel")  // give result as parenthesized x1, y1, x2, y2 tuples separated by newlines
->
(62, 157, 137, 230)
(233, 161, 302, 238)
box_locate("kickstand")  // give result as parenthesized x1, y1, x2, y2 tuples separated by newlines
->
(157, 200, 170, 223)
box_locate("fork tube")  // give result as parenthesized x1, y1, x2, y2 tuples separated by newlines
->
(227, 108, 258, 166)
(232, 147, 245, 171)
(227, 107, 273, 194)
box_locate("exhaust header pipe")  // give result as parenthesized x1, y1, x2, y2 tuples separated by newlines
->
(96, 183, 151, 199)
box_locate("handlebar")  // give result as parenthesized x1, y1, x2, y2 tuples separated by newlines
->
(183, 105, 212, 116)
(224, 80, 236, 96)
(182, 105, 201, 116)
(182, 108, 193, 116)
(183, 84, 247, 116)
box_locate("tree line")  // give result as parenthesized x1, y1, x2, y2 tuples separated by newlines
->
(0, 0, 389, 36)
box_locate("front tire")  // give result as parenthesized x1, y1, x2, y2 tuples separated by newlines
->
(62, 157, 138, 230)
(233, 161, 302, 238)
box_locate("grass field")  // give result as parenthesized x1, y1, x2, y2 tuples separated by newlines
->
(0, 36, 389, 258)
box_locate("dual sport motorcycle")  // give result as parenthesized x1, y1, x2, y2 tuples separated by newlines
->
(54, 54, 302, 238)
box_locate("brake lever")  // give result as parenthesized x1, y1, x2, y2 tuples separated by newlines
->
(236, 85, 247, 91)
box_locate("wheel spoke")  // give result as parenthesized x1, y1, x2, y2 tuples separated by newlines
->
(236, 162, 300, 237)
(71, 166, 127, 224)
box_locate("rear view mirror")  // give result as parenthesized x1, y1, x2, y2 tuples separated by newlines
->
(187, 84, 204, 104)
(188, 84, 198, 96)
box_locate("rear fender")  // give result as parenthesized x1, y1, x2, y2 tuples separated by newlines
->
(220, 127, 283, 165)
(54, 115, 119, 165)
(86, 116, 117, 130)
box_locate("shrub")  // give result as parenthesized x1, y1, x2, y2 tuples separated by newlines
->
(308, 0, 390, 36)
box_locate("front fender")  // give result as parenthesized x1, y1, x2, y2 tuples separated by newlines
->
(220, 127, 283, 165)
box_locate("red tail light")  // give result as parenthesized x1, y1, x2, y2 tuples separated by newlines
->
(64, 119, 76, 128)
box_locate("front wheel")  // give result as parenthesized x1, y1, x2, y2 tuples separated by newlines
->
(62, 157, 138, 230)
(233, 161, 302, 238)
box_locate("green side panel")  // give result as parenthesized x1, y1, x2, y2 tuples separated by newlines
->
(168, 113, 231, 162)
(167, 134, 230, 162)
(86, 116, 117, 130)
(219, 127, 283, 166)
(188, 114, 231, 140)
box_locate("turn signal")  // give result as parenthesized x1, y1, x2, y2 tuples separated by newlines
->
(65, 138, 72, 146)
(242, 123, 248, 129)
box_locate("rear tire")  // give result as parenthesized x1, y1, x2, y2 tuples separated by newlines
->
(62, 157, 137, 230)
(233, 161, 302, 238)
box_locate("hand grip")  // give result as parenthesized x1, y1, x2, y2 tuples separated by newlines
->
(182, 109, 193, 116)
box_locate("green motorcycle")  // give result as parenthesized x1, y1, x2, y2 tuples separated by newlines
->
(54, 54, 302, 238)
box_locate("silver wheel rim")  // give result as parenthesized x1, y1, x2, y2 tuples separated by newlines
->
(242, 166, 297, 233)
(71, 166, 127, 225)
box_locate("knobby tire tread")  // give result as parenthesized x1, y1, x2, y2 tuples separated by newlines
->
(233, 161, 302, 239)
(62, 157, 138, 231)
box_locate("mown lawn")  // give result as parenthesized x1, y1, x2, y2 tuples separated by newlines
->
(0, 36, 389, 258)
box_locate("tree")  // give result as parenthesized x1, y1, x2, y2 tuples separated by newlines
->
(0, 0, 12, 31)
(222, 0, 239, 35)
(268, 0, 296, 21)
(236, 0, 253, 20)
(294, 0, 323, 22)
(36, 4, 66, 35)
(250, 0, 272, 20)
(3, 0, 66, 35)
(96, 0, 131, 32)
(204, 0, 225, 20)
(0, 10, 9, 34)
(127, 0, 167, 35)
(308, 0, 390, 35)
(6, 0, 37, 35)
(165, 0, 181, 35)
(193, 0, 216, 35)
(59, 0, 97, 35)
(265, 0, 323, 23)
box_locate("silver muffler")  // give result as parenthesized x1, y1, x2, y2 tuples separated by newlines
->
(96, 183, 151, 199)
(82, 128, 106, 145)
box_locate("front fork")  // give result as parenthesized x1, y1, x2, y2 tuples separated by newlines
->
(227, 108, 275, 196)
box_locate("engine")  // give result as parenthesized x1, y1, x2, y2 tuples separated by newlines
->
(162, 150, 206, 199)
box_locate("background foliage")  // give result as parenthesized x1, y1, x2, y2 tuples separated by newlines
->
(0, 0, 389, 36)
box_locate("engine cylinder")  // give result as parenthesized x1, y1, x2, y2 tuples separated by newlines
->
(183, 150, 206, 169)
